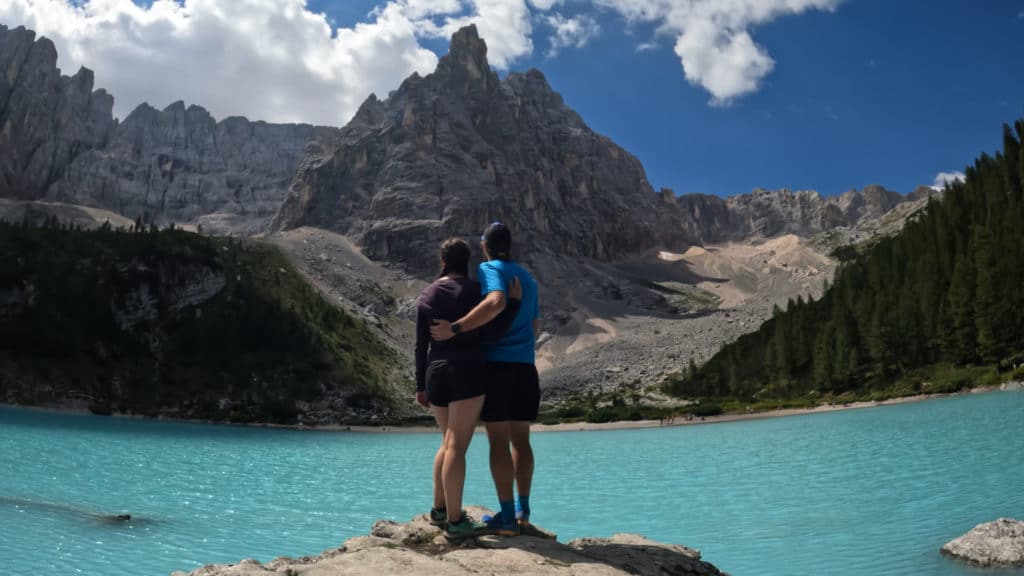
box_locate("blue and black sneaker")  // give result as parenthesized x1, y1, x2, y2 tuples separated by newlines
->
(482, 511, 519, 536)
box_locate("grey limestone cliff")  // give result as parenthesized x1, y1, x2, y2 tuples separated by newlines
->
(2, 22, 927, 271)
(271, 25, 693, 273)
(0, 25, 114, 200)
(0, 24, 336, 224)
(49, 101, 336, 223)
(270, 25, 926, 276)
(719, 184, 924, 241)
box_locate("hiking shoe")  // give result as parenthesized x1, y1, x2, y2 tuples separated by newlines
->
(428, 507, 447, 527)
(483, 511, 519, 536)
(444, 514, 487, 541)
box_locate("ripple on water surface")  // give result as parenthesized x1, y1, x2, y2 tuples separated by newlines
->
(2, 391, 1023, 576)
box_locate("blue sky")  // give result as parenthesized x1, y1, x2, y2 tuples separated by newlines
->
(9, 0, 1023, 197)
(313, 0, 1024, 196)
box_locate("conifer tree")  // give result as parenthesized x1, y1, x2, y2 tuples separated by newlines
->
(669, 117, 1024, 401)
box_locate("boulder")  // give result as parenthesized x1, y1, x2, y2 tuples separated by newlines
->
(941, 518, 1024, 567)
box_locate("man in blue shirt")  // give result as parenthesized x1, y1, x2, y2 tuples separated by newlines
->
(431, 222, 540, 536)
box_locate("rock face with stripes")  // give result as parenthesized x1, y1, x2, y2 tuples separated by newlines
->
(270, 24, 698, 274)
(270, 25, 928, 276)
(0, 25, 115, 200)
(1, 23, 927, 268)
(0, 24, 335, 226)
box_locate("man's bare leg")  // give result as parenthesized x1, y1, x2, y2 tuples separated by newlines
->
(509, 421, 534, 503)
(485, 421, 515, 502)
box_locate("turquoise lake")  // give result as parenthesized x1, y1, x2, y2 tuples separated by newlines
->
(2, 391, 1023, 575)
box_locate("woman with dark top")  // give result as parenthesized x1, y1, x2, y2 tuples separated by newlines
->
(415, 238, 521, 540)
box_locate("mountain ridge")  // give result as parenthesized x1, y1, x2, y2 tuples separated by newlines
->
(271, 24, 692, 271)
(0, 22, 944, 402)
(269, 25, 933, 277)
(0, 22, 930, 262)
(0, 24, 336, 229)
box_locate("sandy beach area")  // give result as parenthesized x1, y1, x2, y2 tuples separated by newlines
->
(7, 382, 1019, 434)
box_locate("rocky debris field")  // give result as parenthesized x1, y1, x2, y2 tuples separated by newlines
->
(540, 301, 777, 396)
(265, 228, 423, 381)
(263, 227, 839, 407)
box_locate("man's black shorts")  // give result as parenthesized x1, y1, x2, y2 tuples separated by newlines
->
(480, 362, 540, 422)
(425, 359, 485, 407)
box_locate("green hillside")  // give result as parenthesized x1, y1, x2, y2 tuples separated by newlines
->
(0, 221, 400, 424)
(669, 120, 1024, 406)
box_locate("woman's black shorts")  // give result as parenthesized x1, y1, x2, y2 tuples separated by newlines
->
(480, 362, 541, 422)
(425, 359, 486, 407)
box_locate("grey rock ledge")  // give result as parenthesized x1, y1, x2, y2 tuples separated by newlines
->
(172, 506, 726, 575)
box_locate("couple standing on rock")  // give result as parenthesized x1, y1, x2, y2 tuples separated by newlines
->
(414, 222, 541, 540)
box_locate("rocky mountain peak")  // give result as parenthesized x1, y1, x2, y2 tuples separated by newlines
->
(447, 23, 488, 63)
(163, 100, 187, 113)
(0, 24, 115, 199)
(711, 185, 924, 241)
(270, 25, 693, 274)
(349, 92, 387, 129)
(908, 185, 939, 202)
(433, 24, 499, 101)
(1, 22, 929, 273)
(269, 25, 931, 277)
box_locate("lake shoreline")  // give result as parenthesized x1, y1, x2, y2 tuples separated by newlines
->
(4, 382, 1020, 434)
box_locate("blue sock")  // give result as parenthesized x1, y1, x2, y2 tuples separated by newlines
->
(498, 500, 516, 524)
(517, 495, 530, 517)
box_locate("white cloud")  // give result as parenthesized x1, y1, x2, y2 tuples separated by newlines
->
(595, 0, 843, 104)
(932, 171, 966, 190)
(399, 0, 464, 19)
(412, 0, 535, 68)
(0, 0, 841, 126)
(546, 13, 601, 57)
(0, 0, 439, 126)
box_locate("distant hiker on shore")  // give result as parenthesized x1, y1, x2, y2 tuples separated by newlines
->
(415, 238, 522, 539)
(432, 222, 541, 536)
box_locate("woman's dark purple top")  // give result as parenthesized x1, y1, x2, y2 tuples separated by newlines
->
(414, 276, 520, 391)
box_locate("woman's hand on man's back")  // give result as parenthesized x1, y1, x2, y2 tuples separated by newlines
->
(508, 276, 522, 301)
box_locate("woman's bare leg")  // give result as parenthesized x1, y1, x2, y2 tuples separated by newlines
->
(442, 394, 485, 523)
(431, 405, 449, 511)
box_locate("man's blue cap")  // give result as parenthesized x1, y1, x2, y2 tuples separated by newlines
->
(482, 222, 512, 257)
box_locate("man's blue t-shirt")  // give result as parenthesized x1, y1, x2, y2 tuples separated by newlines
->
(478, 260, 539, 364)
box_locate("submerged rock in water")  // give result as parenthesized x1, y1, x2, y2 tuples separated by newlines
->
(96, 513, 131, 522)
(171, 506, 726, 575)
(941, 518, 1024, 567)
